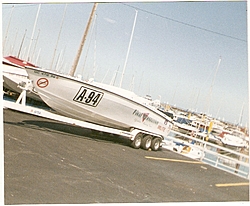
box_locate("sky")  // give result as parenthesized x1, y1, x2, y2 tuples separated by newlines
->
(1, 1, 249, 126)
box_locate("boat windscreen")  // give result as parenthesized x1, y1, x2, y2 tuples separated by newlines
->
(158, 109, 174, 119)
(176, 117, 192, 124)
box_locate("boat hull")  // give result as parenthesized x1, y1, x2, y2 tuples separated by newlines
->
(25, 67, 173, 137)
(2, 64, 43, 102)
(221, 134, 246, 148)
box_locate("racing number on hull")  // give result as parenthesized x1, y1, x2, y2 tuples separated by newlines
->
(73, 86, 104, 107)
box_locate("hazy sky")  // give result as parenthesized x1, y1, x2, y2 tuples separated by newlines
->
(2, 1, 248, 125)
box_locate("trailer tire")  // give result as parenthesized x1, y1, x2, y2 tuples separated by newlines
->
(151, 137, 161, 151)
(141, 135, 152, 150)
(131, 133, 143, 149)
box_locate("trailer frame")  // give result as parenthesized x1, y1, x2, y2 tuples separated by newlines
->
(3, 84, 164, 151)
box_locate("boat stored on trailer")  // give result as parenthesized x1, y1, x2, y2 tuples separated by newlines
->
(5, 74, 173, 151)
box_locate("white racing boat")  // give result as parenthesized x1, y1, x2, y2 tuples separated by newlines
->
(24, 66, 173, 150)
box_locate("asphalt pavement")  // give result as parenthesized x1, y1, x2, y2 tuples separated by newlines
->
(3, 108, 249, 204)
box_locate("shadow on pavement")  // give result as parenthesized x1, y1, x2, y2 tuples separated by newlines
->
(4, 119, 132, 147)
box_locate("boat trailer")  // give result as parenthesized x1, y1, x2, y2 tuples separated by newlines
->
(3, 81, 164, 151)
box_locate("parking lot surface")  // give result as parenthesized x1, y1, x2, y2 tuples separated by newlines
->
(4, 109, 249, 204)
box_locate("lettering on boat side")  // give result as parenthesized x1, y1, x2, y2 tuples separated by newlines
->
(33, 70, 59, 79)
(132, 110, 159, 125)
(157, 125, 166, 132)
(73, 86, 104, 107)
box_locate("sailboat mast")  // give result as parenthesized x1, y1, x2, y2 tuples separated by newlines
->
(31, 29, 40, 62)
(17, 29, 27, 58)
(205, 56, 221, 115)
(50, 4, 67, 70)
(69, 3, 98, 77)
(119, 10, 138, 88)
(238, 102, 245, 126)
(3, 5, 14, 53)
(10, 29, 18, 54)
(26, 4, 41, 61)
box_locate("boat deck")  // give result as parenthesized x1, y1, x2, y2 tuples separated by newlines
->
(3, 109, 249, 204)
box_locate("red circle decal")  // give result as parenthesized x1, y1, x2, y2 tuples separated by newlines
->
(37, 78, 49, 88)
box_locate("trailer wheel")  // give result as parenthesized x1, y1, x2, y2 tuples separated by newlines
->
(151, 138, 161, 151)
(141, 135, 152, 150)
(131, 133, 143, 149)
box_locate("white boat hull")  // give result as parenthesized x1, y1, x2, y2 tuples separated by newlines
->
(173, 122, 199, 135)
(161, 140, 204, 159)
(3, 63, 28, 92)
(25, 67, 173, 137)
(2, 64, 42, 101)
(3, 72, 27, 92)
(221, 134, 246, 148)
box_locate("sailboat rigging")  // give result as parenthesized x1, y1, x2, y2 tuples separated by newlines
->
(3, 5, 14, 53)
(50, 4, 68, 70)
(119, 10, 138, 88)
(26, 4, 41, 61)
